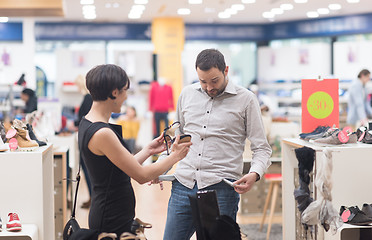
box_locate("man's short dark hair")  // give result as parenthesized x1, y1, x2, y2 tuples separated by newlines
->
(86, 64, 130, 101)
(195, 49, 226, 73)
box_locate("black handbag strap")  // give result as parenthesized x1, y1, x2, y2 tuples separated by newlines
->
(70, 122, 115, 233)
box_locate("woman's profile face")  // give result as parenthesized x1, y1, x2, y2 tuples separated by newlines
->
(20, 93, 29, 102)
(113, 84, 129, 113)
(361, 73, 371, 84)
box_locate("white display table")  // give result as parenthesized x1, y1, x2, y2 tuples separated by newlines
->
(0, 224, 38, 239)
(0, 145, 54, 240)
(282, 138, 372, 240)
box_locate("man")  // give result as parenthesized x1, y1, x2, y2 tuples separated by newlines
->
(163, 49, 272, 239)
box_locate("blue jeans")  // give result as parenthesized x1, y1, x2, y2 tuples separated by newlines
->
(163, 180, 240, 240)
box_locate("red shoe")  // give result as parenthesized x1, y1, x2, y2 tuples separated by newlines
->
(7, 213, 22, 232)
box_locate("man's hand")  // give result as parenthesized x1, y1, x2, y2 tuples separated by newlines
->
(233, 172, 259, 194)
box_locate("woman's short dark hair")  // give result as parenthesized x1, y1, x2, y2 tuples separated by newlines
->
(86, 64, 130, 101)
(195, 49, 226, 73)
(358, 69, 371, 78)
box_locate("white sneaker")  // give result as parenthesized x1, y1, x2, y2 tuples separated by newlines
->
(0, 137, 9, 152)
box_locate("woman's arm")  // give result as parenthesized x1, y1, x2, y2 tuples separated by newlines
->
(88, 128, 191, 184)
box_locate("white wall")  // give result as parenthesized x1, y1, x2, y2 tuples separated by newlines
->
(0, 18, 36, 89)
(258, 42, 331, 82)
(334, 40, 372, 81)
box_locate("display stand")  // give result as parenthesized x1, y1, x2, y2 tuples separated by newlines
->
(53, 146, 68, 240)
(282, 138, 372, 240)
(0, 145, 54, 240)
(0, 224, 38, 240)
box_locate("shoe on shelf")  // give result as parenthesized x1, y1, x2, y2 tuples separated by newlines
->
(0, 216, 2, 232)
(340, 206, 372, 226)
(299, 125, 329, 139)
(362, 203, 372, 218)
(0, 136, 9, 152)
(312, 129, 341, 145)
(26, 123, 47, 146)
(0, 121, 6, 142)
(6, 213, 22, 232)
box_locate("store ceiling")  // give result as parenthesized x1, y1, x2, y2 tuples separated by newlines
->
(2, 0, 372, 24)
(59, 0, 372, 24)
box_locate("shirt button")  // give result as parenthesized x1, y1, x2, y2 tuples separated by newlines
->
(198, 154, 201, 156)
(203, 126, 206, 128)
(201, 138, 204, 141)
(207, 111, 210, 113)
(196, 168, 199, 171)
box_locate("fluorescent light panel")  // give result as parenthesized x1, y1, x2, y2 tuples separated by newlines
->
(177, 8, 191, 15)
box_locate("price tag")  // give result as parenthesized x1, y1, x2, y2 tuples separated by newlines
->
(338, 130, 349, 143)
(307, 91, 334, 119)
(9, 138, 18, 151)
(6, 128, 17, 139)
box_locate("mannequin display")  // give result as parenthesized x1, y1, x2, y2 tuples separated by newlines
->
(149, 77, 174, 139)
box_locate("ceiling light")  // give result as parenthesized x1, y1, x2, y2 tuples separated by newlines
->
(280, 4, 293, 10)
(82, 5, 96, 13)
(131, 5, 145, 11)
(317, 8, 329, 14)
(218, 12, 231, 19)
(307, 11, 319, 18)
(134, 0, 148, 4)
(83, 12, 96, 19)
(189, 0, 202, 4)
(262, 11, 275, 18)
(177, 8, 191, 15)
(346, 0, 360, 3)
(0, 17, 9, 22)
(128, 13, 141, 19)
(231, 4, 245, 11)
(105, 3, 111, 8)
(80, 0, 94, 4)
(113, 3, 120, 8)
(329, 3, 342, 10)
(294, 0, 307, 3)
(242, 0, 255, 3)
(271, 8, 284, 15)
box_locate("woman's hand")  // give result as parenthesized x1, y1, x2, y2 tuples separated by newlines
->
(147, 132, 167, 155)
(148, 178, 164, 190)
(170, 135, 192, 161)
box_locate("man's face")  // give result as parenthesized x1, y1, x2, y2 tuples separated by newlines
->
(197, 66, 228, 98)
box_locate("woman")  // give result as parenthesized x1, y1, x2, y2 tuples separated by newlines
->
(347, 69, 372, 129)
(20, 88, 38, 113)
(79, 64, 191, 237)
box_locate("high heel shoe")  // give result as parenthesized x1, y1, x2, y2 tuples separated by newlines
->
(163, 121, 191, 154)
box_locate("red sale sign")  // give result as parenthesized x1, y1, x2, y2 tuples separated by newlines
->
(302, 79, 339, 133)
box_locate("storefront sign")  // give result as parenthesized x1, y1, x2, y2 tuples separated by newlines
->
(302, 78, 339, 133)
(0, 22, 23, 41)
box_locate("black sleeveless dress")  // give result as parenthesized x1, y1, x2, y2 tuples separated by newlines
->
(78, 117, 135, 236)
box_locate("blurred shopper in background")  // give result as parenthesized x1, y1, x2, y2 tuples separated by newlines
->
(20, 88, 37, 114)
(347, 69, 372, 129)
(79, 64, 191, 237)
(149, 77, 174, 139)
(116, 105, 140, 154)
(163, 49, 272, 239)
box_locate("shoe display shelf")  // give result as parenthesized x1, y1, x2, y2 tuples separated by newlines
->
(282, 138, 372, 240)
(0, 223, 38, 240)
(52, 145, 69, 240)
(0, 145, 54, 240)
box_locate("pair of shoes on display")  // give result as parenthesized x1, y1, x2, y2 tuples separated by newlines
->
(7, 119, 39, 151)
(5, 213, 22, 232)
(340, 205, 372, 226)
(299, 125, 330, 140)
(311, 127, 357, 145)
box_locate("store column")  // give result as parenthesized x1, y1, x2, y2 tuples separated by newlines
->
(151, 18, 185, 105)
